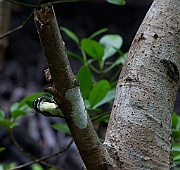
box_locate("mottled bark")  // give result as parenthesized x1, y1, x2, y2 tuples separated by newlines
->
(34, 5, 116, 170)
(104, 0, 180, 169)
(34, 0, 180, 169)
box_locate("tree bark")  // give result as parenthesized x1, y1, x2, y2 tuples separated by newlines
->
(34, 5, 117, 170)
(104, 0, 180, 169)
(34, 0, 180, 169)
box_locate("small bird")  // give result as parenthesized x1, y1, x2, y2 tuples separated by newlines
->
(33, 96, 64, 118)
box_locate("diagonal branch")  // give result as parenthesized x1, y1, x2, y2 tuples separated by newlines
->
(9, 130, 63, 170)
(34, 4, 117, 170)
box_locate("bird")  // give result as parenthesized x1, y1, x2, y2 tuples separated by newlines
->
(33, 96, 64, 118)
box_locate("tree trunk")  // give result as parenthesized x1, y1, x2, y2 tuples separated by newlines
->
(104, 0, 180, 169)
(34, 0, 179, 169)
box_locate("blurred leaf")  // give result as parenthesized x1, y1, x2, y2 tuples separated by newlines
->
(0, 164, 3, 170)
(172, 130, 180, 141)
(173, 154, 180, 161)
(52, 123, 71, 135)
(49, 168, 57, 170)
(77, 66, 92, 99)
(60, 27, 79, 45)
(89, 80, 111, 107)
(10, 99, 34, 118)
(31, 163, 44, 170)
(114, 52, 127, 65)
(93, 88, 115, 108)
(4, 162, 17, 170)
(91, 113, 110, 123)
(10, 103, 19, 113)
(18, 92, 45, 109)
(104, 52, 127, 73)
(99, 34, 123, 61)
(0, 147, 5, 152)
(172, 143, 180, 152)
(172, 112, 179, 129)
(11, 110, 29, 119)
(81, 38, 104, 61)
(67, 51, 83, 62)
(26, 100, 33, 108)
(0, 120, 19, 130)
(0, 110, 5, 120)
(89, 28, 108, 39)
(106, 0, 126, 5)
(0, 120, 12, 129)
(87, 108, 101, 114)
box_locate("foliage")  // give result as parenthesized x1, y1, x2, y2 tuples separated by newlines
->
(0, 92, 45, 130)
(172, 112, 180, 168)
(106, 0, 126, 5)
(60, 27, 126, 122)
(1, 26, 179, 168)
(0, 28, 126, 168)
(0, 162, 17, 170)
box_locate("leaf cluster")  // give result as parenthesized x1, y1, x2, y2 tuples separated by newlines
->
(0, 92, 45, 130)
(61, 27, 126, 121)
(172, 112, 180, 167)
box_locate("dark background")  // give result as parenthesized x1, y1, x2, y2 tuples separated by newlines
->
(1, 1, 179, 169)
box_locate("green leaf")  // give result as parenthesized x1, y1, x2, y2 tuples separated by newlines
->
(11, 110, 29, 119)
(77, 66, 92, 99)
(104, 52, 128, 73)
(89, 80, 111, 107)
(0, 147, 5, 152)
(10, 98, 34, 118)
(91, 114, 110, 123)
(106, 0, 126, 5)
(18, 92, 46, 109)
(172, 129, 180, 141)
(114, 52, 128, 65)
(172, 112, 179, 129)
(173, 154, 180, 161)
(81, 38, 104, 61)
(0, 164, 3, 170)
(10, 103, 19, 113)
(67, 51, 83, 62)
(88, 28, 108, 39)
(93, 88, 115, 108)
(60, 27, 79, 45)
(0, 120, 19, 130)
(87, 108, 101, 114)
(172, 143, 180, 152)
(0, 120, 12, 129)
(52, 123, 71, 135)
(4, 162, 17, 170)
(99, 34, 123, 61)
(0, 110, 5, 120)
(31, 163, 44, 170)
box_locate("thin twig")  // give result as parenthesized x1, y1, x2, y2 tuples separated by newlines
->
(44, 0, 84, 5)
(4, 0, 37, 7)
(10, 130, 59, 168)
(0, 0, 44, 39)
(10, 139, 73, 170)
(4, 0, 83, 7)
(10, 130, 73, 169)
(0, 11, 33, 39)
(0, 0, 84, 39)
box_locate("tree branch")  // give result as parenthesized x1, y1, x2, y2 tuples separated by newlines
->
(34, 4, 117, 170)
(10, 130, 62, 170)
